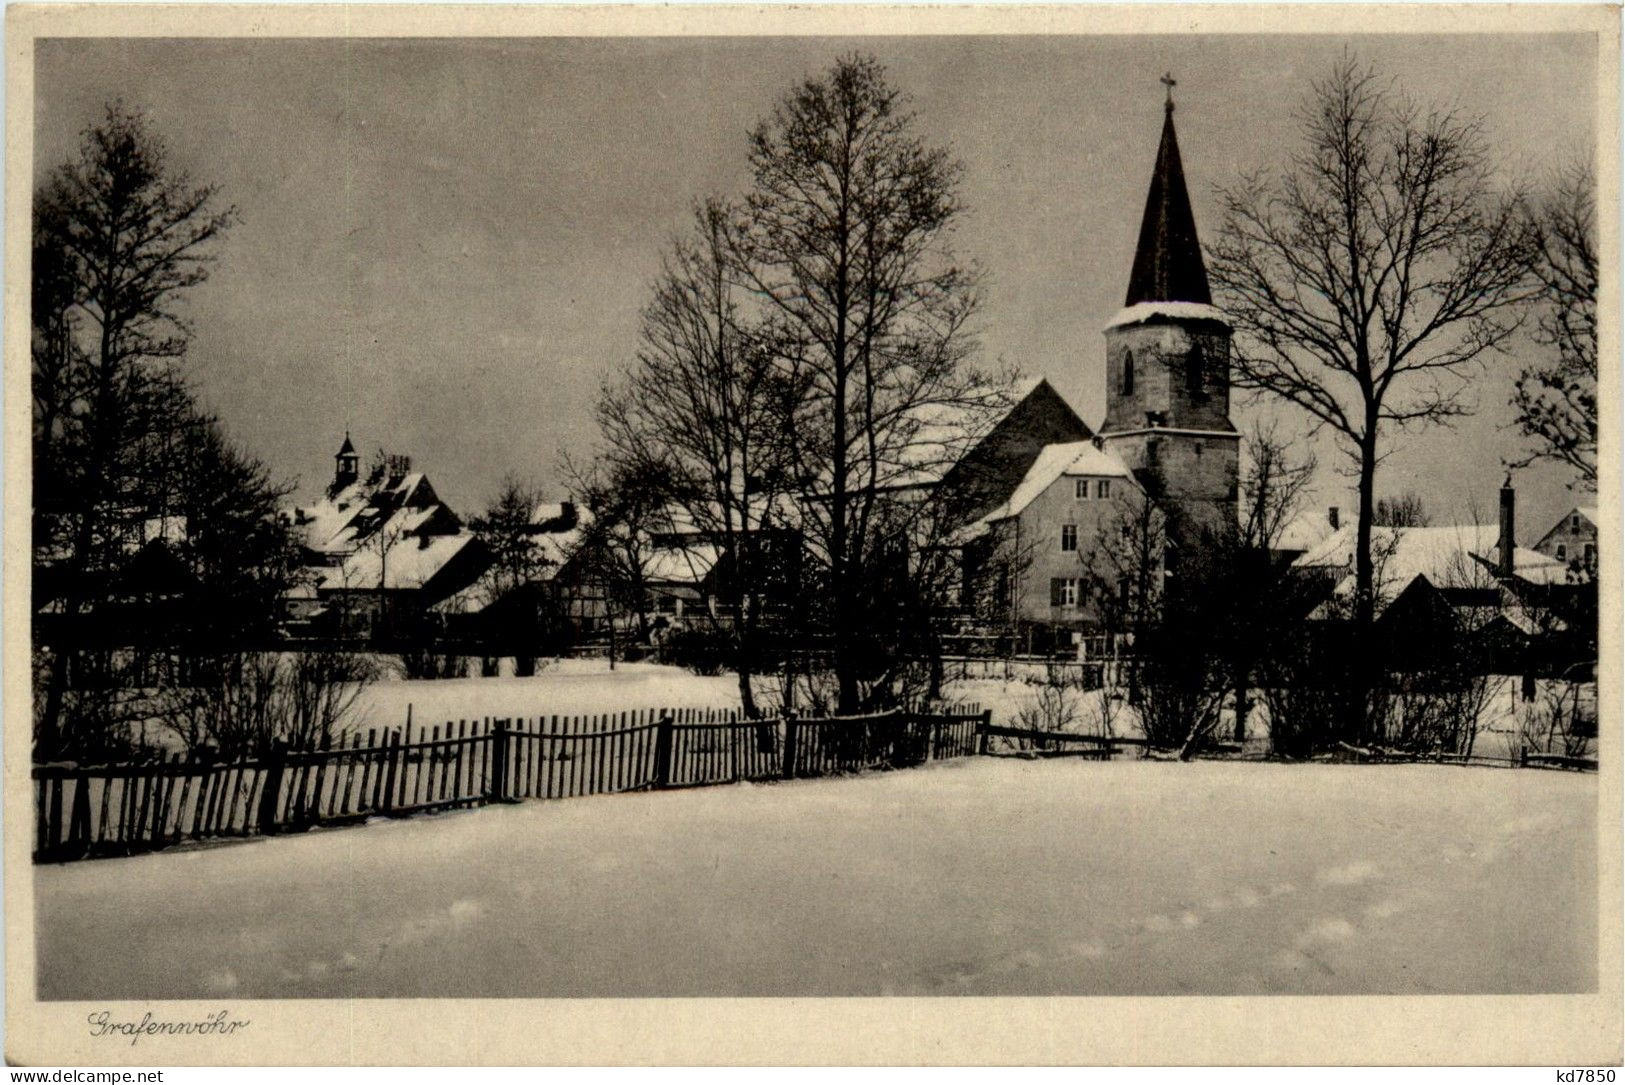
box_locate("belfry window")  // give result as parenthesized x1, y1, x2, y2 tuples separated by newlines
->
(1123, 351, 1135, 395)
(1186, 347, 1206, 400)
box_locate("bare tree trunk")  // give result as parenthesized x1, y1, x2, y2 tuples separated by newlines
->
(1350, 422, 1380, 744)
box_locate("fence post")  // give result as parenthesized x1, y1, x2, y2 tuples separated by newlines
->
(781, 713, 799, 780)
(653, 713, 674, 788)
(380, 730, 401, 815)
(67, 772, 92, 856)
(977, 710, 993, 756)
(258, 740, 289, 835)
(490, 721, 511, 802)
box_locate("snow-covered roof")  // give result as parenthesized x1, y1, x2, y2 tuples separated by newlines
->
(1294, 523, 1569, 613)
(660, 494, 797, 536)
(978, 441, 1135, 523)
(529, 502, 570, 527)
(886, 378, 1047, 490)
(1273, 510, 1338, 553)
(524, 525, 589, 580)
(644, 543, 721, 585)
(333, 532, 479, 591)
(292, 471, 455, 555)
(1103, 301, 1230, 332)
(292, 481, 372, 553)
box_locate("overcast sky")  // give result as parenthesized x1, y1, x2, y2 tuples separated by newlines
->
(34, 33, 1598, 536)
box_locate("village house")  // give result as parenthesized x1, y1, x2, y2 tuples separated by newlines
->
(1291, 481, 1589, 673)
(1532, 505, 1598, 578)
(281, 438, 489, 643)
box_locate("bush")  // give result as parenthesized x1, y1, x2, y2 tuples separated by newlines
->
(660, 626, 731, 676)
(397, 648, 467, 680)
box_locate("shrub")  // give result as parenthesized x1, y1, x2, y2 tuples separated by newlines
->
(660, 626, 730, 676)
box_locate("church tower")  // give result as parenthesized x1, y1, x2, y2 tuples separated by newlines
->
(1097, 77, 1238, 551)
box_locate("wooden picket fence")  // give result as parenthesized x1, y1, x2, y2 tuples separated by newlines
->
(33, 704, 988, 863)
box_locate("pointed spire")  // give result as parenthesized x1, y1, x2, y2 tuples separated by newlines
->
(1125, 81, 1212, 307)
(338, 432, 356, 456)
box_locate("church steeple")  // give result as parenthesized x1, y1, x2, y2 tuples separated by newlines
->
(1098, 79, 1237, 551)
(1124, 78, 1212, 307)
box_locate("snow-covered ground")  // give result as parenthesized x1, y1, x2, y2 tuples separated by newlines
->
(342, 658, 744, 733)
(36, 758, 1595, 998)
(946, 672, 1593, 758)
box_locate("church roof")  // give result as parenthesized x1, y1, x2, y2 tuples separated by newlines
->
(1125, 103, 1212, 307)
(337, 434, 356, 456)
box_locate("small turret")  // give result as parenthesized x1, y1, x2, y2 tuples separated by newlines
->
(332, 433, 359, 496)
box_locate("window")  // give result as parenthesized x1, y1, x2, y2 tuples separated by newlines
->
(1194, 441, 1204, 457)
(1076, 478, 1090, 500)
(1096, 479, 1112, 500)
(1060, 524, 1078, 552)
(1123, 351, 1135, 395)
(1584, 543, 1596, 566)
(1185, 347, 1206, 400)
(1572, 514, 1582, 532)
(1050, 577, 1080, 607)
(1556, 544, 1567, 562)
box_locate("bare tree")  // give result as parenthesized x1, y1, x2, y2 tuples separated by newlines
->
(1224, 423, 1319, 742)
(1076, 486, 1168, 718)
(1511, 157, 1597, 488)
(1373, 491, 1431, 528)
(1208, 55, 1536, 637)
(598, 200, 804, 717)
(731, 53, 997, 713)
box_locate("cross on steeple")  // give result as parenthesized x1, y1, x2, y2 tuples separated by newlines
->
(1161, 72, 1177, 112)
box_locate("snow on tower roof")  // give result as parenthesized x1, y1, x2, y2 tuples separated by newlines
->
(1103, 301, 1230, 331)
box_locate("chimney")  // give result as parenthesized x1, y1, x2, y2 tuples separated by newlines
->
(1497, 475, 1515, 578)
(1327, 506, 1340, 531)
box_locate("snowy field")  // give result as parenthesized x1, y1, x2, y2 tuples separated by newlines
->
(36, 758, 1595, 998)
(343, 659, 744, 733)
(338, 659, 1582, 764)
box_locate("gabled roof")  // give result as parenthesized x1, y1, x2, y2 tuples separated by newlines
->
(979, 440, 1135, 523)
(292, 471, 455, 555)
(1544, 505, 1599, 533)
(332, 532, 481, 592)
(1273, 510, 1339, 554)
(1125, 103, 1212, 307)
(887, 377, 1051, 491)
(644, 543, 721, 586)
(1294, 523, 1568, 616)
